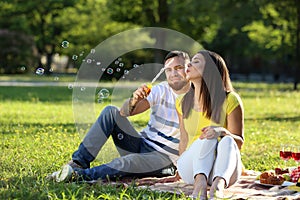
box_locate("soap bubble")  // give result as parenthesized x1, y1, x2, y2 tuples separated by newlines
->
(98, 88, 110, 99)
(117, 133, 124, 140)
(61, 40, 69, 48)
(68, 84, 73, 89)
(72, 55, 78, 60)
(97, 88, 110, 103)
(86, 59, 92, 64)
(107, 68, 114, 74)
(35, 68, 44, 75)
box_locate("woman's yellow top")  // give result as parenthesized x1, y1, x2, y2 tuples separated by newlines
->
(176, 91, 242, 147)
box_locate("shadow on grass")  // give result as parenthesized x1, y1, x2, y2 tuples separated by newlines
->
(0, 175, 137, 199)
(0, 86, 73, 102)
(0, 176, 51, 199)
(1, 122, 78, 135)
(1, 121, 149, 135)
(0, 176, 91, 199)
(247, 115, 300, 122)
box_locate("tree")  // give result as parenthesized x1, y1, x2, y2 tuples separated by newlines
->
(0, 0, 79, 74)
(295, 0, 300, 90)
(106, 0, 219, 77)
(0, 29, 36, 73)
(239, 0, 298, 87)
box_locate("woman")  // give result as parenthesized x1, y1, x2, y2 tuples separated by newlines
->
(176, 50, 244, 199)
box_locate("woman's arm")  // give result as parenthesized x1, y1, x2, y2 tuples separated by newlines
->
(224, 104, 244, 149)
(200, 104, 244, 149)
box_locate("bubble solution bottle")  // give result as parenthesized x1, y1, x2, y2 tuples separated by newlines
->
(145, 67, 165, 95)
(145, 83, 152, 95)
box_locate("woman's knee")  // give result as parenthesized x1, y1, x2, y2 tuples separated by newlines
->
(217, 136, 237, 153)
(219, 136, 235, 146)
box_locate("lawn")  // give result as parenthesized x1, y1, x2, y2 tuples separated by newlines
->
(0, 77, 300, 199)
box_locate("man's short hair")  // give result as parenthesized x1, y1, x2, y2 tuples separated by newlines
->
(164, 50, 190, 64)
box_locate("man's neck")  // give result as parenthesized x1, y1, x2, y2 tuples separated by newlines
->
(173, 83, 190, 95)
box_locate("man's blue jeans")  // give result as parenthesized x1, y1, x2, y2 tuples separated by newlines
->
(72, 106, 175, 180)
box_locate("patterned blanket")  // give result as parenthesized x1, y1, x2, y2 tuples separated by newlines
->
(87, 171, 300, 199)
(136, 176, 300, 199)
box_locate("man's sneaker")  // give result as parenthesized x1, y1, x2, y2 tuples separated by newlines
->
(67, 160, 83, 169)
(46, 171, 59, 181)
(55, 164, 75, 182)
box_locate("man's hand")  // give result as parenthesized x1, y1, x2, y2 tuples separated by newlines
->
(132, 84, 150, 102)
(120, 84, 151, 117)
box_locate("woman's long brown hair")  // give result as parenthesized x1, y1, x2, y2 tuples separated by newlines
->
(181, 50, 233, 123)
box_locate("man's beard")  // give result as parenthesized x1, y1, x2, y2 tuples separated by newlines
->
(169, 80, 188, 91)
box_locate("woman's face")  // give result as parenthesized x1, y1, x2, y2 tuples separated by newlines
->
(185, 53, 205, 81)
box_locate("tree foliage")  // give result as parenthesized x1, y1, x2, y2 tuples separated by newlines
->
(0, 0, 298, 88)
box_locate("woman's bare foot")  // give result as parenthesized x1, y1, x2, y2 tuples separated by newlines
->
(208, 177, 225, 199)
(191, 174, 207, 200)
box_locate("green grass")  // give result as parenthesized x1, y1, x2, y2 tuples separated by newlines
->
(1, 80, 300, 199)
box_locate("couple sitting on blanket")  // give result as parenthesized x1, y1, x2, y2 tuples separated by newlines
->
(51, 50, 244, 200)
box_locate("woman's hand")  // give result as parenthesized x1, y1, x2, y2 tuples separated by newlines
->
(200, 126, 223, 140)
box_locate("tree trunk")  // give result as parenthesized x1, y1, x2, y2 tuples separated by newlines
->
(154, 0, 168, 70)
(294, 0, 300, 90)
(44, 53, 52, 75)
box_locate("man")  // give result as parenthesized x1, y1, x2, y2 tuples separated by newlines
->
(53, 50, 190, 182)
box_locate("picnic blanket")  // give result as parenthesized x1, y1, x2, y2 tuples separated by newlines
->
(87, 171, 300, 199)
(135, 175, 300, 199)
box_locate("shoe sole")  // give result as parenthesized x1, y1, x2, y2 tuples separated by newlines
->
(56, 165, 73, 182)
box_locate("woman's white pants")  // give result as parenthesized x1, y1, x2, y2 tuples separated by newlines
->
(177, 136, 242, 187)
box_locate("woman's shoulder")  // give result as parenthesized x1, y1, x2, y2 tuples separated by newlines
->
(226, 91, 243, 105)
(227, 91, 241, 99)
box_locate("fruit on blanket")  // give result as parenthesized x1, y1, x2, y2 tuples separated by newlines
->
(260, 171, 285, 185)
(291, 166, 300, 183)
(275, 167, 289, 175)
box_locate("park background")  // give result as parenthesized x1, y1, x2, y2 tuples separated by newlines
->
(1, 0, 300, 199)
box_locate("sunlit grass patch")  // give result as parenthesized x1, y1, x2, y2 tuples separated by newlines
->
(1, 81, 300, 199)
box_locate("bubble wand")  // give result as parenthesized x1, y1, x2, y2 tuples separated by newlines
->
(145, 67, 165, 94)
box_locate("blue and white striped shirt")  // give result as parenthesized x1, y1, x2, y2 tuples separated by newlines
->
(140, 81, 180, 163)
